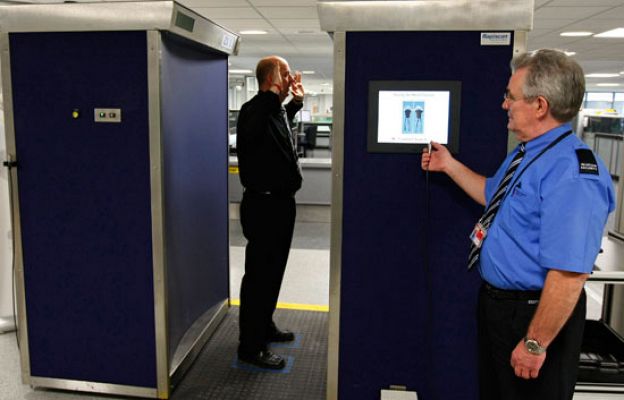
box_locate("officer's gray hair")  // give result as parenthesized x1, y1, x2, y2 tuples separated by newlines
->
(511, 49, 585, 123)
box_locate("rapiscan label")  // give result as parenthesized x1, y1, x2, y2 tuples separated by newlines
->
(480, 32, 511, 46)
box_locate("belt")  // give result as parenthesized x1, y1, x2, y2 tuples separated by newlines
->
(244, 188, 295, 198)
(483, 282, 541, 302)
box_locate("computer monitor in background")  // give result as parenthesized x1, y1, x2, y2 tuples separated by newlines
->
(300, 109, 312, 122)
(367, 80, 461, 153)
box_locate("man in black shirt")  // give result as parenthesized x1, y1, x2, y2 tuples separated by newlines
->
(236, 56, 305, 369)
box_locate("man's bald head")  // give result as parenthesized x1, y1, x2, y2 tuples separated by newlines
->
(256, 55, 288, 86)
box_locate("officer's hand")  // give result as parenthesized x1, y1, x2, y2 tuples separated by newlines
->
(510, 340, 546, 379)
(421, 141, 452, 172)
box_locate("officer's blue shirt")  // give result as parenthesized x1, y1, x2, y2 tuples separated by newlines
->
(480, 123, 615, 290)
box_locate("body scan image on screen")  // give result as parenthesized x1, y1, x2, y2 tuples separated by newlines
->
(368, 81, 461, 153)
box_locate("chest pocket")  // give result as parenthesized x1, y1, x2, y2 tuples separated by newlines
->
(503, 180, 540, 230)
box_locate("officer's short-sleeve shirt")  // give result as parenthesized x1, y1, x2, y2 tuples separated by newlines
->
(480, 123, 615, 290)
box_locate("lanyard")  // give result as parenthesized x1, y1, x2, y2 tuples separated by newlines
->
(501, 129, 572, 204)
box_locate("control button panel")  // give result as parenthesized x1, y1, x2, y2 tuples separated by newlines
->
(94, 108, 122, 123)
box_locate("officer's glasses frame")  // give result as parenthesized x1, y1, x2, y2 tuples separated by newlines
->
(503, 89, 527, 103)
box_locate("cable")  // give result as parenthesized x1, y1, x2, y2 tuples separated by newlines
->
(3, 156, 19, 347)
(423, 142, 431, 279)
(422, 142, 433, 398)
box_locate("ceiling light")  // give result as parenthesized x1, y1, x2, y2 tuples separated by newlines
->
(596, 83, 621, 87)
(564, 51, 576, 56)
(229, 69, 252, 74)
(585, 73, 620, 78)
(321, 83, 331, 86)
(560, 31, 593, 37)
(594, 28, 624, 38)
(239, 30, 267, 35)
(302, 71, 315, 75)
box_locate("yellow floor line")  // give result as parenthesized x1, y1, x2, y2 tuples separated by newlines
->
(229, 299, 329, 313)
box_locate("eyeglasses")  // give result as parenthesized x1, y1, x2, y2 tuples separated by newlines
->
(503, 90, 525, 103)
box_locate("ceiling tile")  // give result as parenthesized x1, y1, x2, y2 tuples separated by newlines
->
(195, 7, 262, 19)
(270, 19, 321, 30)
(209, 18, 275, 32)
(546, 0, 624, 5)
(590, 5, 624, 18)
(558, 18, 624, 31)
(535, 6, 612, 19)
(527, 29, 554, 39)
(179, 0, 249, 7)
(250, 0, 317, 4)
(533, 17, 578, 29)
(257, 6, 318, 19)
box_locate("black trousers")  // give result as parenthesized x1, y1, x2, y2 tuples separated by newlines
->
(238, 191, 296, 353)
(478, 283, 586, 400)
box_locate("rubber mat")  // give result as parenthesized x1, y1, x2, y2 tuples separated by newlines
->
(171, 307, 327, 400)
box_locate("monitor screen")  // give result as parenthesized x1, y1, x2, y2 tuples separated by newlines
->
(368, 80, 461, 153)
(299, 110, 312, 122)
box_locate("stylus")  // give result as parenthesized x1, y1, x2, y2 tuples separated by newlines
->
(427, 142, 432, 170)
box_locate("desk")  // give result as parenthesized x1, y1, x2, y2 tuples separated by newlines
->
(590, 234, 624, 283)
(577, 233, 624, 393)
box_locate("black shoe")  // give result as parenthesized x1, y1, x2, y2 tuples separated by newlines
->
(238, 350, 286, 370)
(269, 329, 295, 342)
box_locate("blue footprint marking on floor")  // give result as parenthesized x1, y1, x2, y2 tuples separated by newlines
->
(270, 333, 302, 349)
(232, 355, 295, 374)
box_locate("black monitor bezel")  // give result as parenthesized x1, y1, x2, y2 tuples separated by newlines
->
(367, 80, 461, 154)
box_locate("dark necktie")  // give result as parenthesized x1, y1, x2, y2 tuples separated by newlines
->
(467, 143, 526, 270)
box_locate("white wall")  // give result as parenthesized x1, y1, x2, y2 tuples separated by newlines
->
(0, 64, 13, 318)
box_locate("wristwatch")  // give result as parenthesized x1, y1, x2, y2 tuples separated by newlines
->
(524, 337, 546, 355)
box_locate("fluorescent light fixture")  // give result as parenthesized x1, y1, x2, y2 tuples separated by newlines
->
(239, 30, 267, 35)
(229, 69, 252, 74)
(586, 73, 620, 78)
(564, 51, 576, 56)
(301, 71, 315, 75)
(596, 83, 621, 87)
(620, 71, 624, 75)
(321, 83, 331, 86)
(594, 28, 624, 38)
(560, 31, 593, 37)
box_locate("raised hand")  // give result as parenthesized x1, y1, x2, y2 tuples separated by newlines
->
(290, 71, 305, 102)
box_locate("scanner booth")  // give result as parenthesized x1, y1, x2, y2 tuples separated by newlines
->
(0, 2, 237, 398)
(319, 1, 533, 399)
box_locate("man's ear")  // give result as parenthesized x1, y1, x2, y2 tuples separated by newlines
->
(535, 95, 549, 119)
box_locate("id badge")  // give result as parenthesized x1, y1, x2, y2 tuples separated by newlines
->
(470, 222, 487, 248)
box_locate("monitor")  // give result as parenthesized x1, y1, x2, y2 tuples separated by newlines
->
(367, 80, 461, 153)
(299, 110, 312, 122)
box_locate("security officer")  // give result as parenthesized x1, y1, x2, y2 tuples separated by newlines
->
(236, 55, 305, 369)
(421, 49, 615, 399)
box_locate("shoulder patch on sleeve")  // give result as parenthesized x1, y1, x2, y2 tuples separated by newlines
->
(575, 149, 599, 175)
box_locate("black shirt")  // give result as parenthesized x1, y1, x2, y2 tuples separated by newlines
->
(237, 90, 303, 194)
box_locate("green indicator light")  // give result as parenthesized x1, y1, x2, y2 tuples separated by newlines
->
(99, 112, 106, 118)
